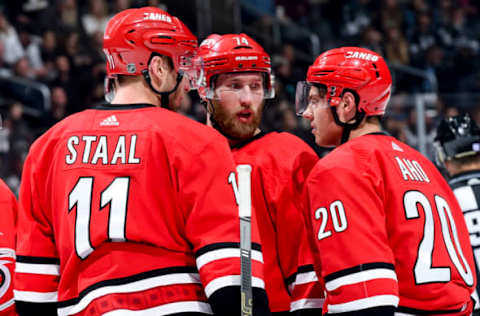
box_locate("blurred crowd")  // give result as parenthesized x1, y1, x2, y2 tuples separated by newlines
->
(1, 0, 480, 195)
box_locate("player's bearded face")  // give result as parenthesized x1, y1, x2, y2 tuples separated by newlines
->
(211, 72, 264, 140)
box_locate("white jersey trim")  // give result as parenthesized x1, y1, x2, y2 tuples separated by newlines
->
(288, 271, 319, 293)
(102, 301, 213, 315)
(0, 298, 14, 311)
(0, 248, 15, 259)
(326, 268, 397, 291)
(328, 295, 399, 313)
(473, 289, 480, 310)
(14, 290, 58, 303)
(203, 275, 265, 297)
(57, 272, 201, 316)
(290, 298, 324, 312)
(16, 262, 60, 276)
(196, 248, 263, 270)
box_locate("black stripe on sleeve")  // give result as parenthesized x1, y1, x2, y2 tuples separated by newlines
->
(57, 266, 198, 308)
(15, 301, 58, 316)
(397, 305, 464, 315)
(16, 255, 60, 265)
(324, 262, 395, 282)
(195, 242, 262, 257)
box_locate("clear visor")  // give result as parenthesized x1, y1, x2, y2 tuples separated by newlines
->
(179, 55, 204, 91)
(295, 81, 311, 116)
(205, 72, 275, 100)
(295, 81, 329, 116)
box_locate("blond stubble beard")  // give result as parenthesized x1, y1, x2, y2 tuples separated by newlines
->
(212, 101, 264, 140)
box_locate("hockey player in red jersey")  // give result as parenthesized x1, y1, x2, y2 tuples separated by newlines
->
(197, 33, 324, 315)
(0, 179, 17, 316)
(297, 47, 477, 315)
(14, 7, 269, 316)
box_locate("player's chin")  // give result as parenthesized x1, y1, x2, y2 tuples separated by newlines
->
(313, 133, 326, 146)
(230, 123, 256, 140)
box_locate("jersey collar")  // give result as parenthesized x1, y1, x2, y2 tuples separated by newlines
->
(94, 103, 156, 110)
(231, 131, 267, 150)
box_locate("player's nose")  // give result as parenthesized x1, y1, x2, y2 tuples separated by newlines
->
(302, 105, 313, 120)
(239, 90, 253, 107)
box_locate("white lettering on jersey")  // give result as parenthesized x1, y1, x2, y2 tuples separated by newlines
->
(412, 160, 430, 182)
(111, 135, 126, 164)
(91, 136, 108, 165)
(65, 135, 140, 165)
(66, 136, 79, 164)
(394, 156, 430, 183)
(128, 135, 140, 164)
(345, 51, 379, 62)
(228, 172, 240, 206)
(143, 12, 172, 23)
(82, 136, 97, 163)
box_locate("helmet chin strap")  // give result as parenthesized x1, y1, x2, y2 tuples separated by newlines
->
(330, 106, 366, 145)
(142, 69, 184, 109)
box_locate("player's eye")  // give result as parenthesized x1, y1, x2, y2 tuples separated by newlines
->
(308, 96, 320, 105)
(250, 82, 262, 91)
(228, 82, 242, 90)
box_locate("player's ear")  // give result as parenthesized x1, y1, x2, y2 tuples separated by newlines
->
(338, 91, 357, 122)
(148, 55, 171, 88)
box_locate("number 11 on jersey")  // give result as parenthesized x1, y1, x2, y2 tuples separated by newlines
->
(69, 177, 130, 259)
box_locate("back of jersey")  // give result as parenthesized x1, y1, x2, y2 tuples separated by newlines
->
(15, 105, 263, 316)
(378, 136, 476, 313)
(304, 134, 476, 315)
(449, 171, 480, 311)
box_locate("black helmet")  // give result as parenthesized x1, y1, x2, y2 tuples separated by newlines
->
(434, 114, 480, 165)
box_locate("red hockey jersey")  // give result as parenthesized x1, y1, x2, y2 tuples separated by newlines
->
(15, 104, 266, 316)
(231, 132, 324, 313)
(303, 133, 476, 314)
(0, 179, 17, 316)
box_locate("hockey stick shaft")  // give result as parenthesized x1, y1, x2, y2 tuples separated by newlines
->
(237, 164, 253, 316)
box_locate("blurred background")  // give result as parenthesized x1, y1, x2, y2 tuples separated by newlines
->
(0, 0, 479, 195)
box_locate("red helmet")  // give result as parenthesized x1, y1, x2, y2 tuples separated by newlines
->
(296, 47, 392, 116)
(196, 33, 274, 99)
(103, 7, 197, 78)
